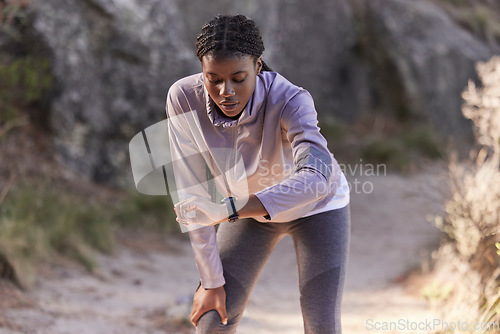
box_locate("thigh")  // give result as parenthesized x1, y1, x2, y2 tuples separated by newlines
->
(196, 219, 284, 333)
(289, 205, 351, 334)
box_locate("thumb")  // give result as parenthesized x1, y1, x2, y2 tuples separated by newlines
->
(217, 305, 228, 326)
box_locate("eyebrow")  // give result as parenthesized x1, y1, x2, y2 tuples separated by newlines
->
(206, 71, 247, 76)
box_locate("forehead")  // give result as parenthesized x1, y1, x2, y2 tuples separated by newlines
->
(202, 55, 255, 75)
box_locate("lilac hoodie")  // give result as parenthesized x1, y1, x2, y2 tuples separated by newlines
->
(166, 71, 350, 288)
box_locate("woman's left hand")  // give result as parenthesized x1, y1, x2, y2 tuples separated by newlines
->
(190, 285, 228, 327)
(174, 197, 227, 226)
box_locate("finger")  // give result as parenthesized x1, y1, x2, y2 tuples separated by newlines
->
(185, 208, 198, 223)
(185, 203, 197, 211)
(190, 308, 203, 327)
(175, 203, 191, 225)
(217, 306, 228, 325)
(190, 308, 196, 327)
(176, 219, 190, 231)
(181, 204, 196, 222)
(174, 204, 184, 220)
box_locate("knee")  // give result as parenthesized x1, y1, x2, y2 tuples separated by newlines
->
(196, 310, 236, 334)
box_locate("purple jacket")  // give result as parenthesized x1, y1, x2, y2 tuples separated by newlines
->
(166, 71, 350, 288)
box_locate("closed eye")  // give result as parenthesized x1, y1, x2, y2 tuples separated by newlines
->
(208, 78, 245, 84)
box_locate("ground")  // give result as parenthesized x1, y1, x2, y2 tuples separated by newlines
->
(0, 163, 448, 334)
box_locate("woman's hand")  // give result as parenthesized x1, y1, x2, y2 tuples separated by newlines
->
(190, 285, 228, 327)
(174, 197, 227, 226)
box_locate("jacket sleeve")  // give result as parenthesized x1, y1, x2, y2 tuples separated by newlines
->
(255, 90, 342, 220)
(166, 83, 225, 289)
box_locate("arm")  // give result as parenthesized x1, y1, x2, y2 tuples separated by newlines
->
(165, 83, 226, 290)
(254, 90, 342, 220)
(238, 194, 268, 218)
(176, 90, 340, 224)
(176, 194, 267, 223)
(183, 194, 266, 328)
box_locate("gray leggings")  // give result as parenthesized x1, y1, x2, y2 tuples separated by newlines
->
(196, 205, 350, 334)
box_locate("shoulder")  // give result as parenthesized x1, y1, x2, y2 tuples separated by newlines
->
(260, 71, 313, 109)
(260, 72, 316, 126)
(167, 73, 204, 100)
(166, 73, 205, 116)
(168, 73, 204, 99)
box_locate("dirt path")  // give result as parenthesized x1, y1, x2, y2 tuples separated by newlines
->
(0, 165, 448, 334)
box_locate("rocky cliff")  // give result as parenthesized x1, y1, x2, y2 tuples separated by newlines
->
(1, 0, 494, 186)
(30, 0, 196, 184)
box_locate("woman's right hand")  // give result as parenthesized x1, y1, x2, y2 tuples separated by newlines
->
(190, 285, 228, 327)
(174, 197, 227, 227)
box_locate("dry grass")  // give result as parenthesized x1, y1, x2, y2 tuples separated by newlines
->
(0, 123, 178, 289)
(426, 56, 500, 333)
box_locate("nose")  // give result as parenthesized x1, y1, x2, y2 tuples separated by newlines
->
(220, 81, 235, 97)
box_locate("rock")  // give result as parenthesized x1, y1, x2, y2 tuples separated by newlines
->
(241, 0, 359, 121)
(352, 0, 493, 145)
(14, 0, 496, 186)
(172, 0, 359, 120)
(31, 0, 198, 186)
(28, 0, 360, 186)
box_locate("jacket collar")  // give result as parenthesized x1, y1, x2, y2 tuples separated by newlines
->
(204, 73, 266, 128)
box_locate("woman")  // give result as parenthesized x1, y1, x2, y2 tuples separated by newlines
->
(168, 14, 350, 334)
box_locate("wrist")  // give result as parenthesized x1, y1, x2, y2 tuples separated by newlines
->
(234, 194, 269, 220)
(221, 196, 239, 222)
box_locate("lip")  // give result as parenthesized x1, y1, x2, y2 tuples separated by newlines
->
(219, 101, 240, 112)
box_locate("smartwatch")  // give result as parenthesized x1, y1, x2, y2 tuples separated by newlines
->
(221, 197, 239, 223)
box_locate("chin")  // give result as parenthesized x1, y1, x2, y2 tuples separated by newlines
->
(226, 110, 243, 118)
(218, 104, 244, 118)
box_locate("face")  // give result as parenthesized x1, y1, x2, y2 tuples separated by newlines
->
(202, 54, 262, 118)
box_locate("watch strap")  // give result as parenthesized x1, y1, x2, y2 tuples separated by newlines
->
(221, 197, 239, 222)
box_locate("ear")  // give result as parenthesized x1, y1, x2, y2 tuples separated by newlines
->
(256, 56, 263, 75)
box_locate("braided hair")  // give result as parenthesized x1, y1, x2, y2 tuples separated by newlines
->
(195, 14, 273, 71)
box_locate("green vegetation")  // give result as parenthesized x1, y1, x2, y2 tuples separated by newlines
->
(0, 182, 178, 289)
(0, 1, 180, 289)
(319, 118, 350, 143)
(0, 57, 53, 124)
(402, 127, 445, 159)
(359, 139, 407, 170)
(114, 190, 178, 233)
(361, 125, 445, 170)
(0, 1, 53, 139)
(321, 117, 445, 172)
(0, 183, 114, 287)
(0, 0, 30, 39)
(457, 6, 497, 39)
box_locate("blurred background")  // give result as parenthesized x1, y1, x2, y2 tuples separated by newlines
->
(0, 0, 499, 333)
